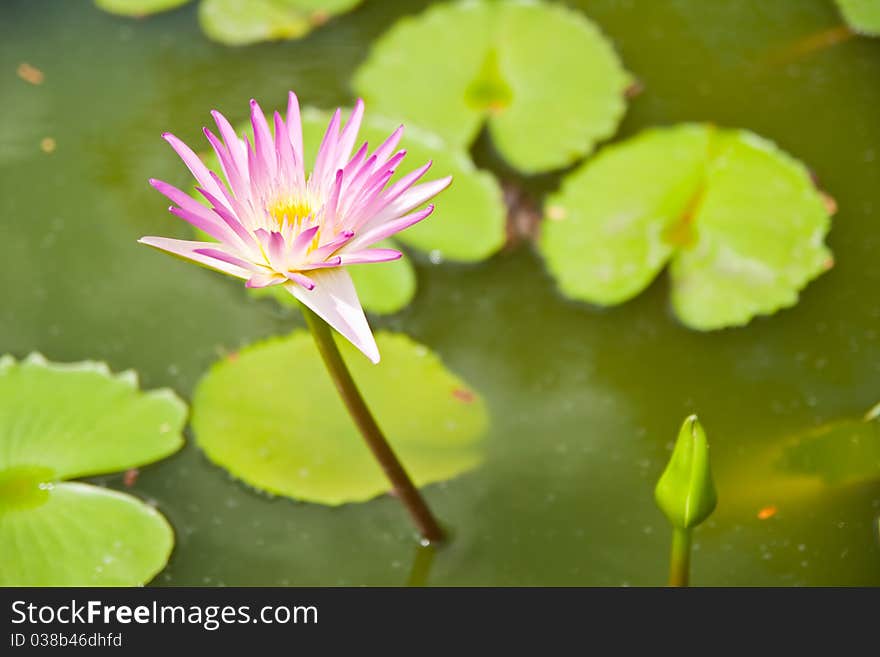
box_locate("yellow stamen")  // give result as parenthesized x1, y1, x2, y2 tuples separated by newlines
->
(268, 198, 313, 228)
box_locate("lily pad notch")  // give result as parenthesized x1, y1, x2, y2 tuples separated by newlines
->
(539, 124, 835, 330)
(353, 0, 633, 173)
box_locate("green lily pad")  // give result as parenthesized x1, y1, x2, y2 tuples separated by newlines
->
(0, 354, 186, 586)
(778, 406, 880, 485)
(835, 0, 880, 36)
(94, 0, 192, 16)
(540, 124, 833, 330)
(300, 108, 506, 262)
(0, 483, 174, 587)
(198, 0, 362, 46)
(352, 0, 631, 173)
(191, 331, 488, 505)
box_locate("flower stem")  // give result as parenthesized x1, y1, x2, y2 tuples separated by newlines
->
(668, 527, 692, 587)
(301, 306, 446, 544)
(406, 543, 436, 587)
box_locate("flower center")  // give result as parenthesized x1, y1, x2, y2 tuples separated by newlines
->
(268, 197, 314, 227)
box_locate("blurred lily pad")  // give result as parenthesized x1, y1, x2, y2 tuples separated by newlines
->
(540, 124, 833, 330)
(191, 331, 488, 505)
(352, 0, 631, 173)
(94, 0, 191, 16)
(778, 406, 880, 485)
(835, 0, 880, 36)
(0, 354, 186, 585)
(199, 0, 362, 45)
(94, 0, 362, 44)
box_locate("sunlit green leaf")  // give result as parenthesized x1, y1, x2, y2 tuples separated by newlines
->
(778, 409, 880, 485)
(835, 0, 880, 36)
(191, 331, 488, 505)
(0, 483, 174, 586)
(198, 0, 362, 46)
(540, 124, 833, 329)
(94, 0, 192, 17)
(540, 124, 711, 305)
(670, 130, 833, 329)
(0, 354, 185, 478)
(353, 0, 631, 173)
(0, 354, 186, 586)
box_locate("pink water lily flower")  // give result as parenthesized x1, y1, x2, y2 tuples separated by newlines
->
(140, 92, 451, 363)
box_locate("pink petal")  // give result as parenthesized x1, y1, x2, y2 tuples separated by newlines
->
(358, 175, 451, 234)
(250, 99, 277, 180)
(336, 99, 365, 170)
(274, 111, 296, 189)
(193, 247, 257, 272)
(246, 272, 285, 288)
(308, 230, 354, 262)
(203, 126, 245, 198)
(298, 256, 343, 270)
(194, 185, 255, 251)
(312, 108, 341, 191)
(342, 142, 370, 180)
(150, 178, 211, 217)
(285, 271, 315, 290)
(162, 132, 225, 201)
(267, 230, 286, 264)
(138, 236, 252, 279)
(290, 225, 320, 260)
(340, 248, 402, 265)
(211, 109, 249, 177)
(370, 125, 404, 168)
(347, 204, 435, 251)
(284, 268, 380, 363)
(168, 205, 233, 243)
(286, 91, 305, 186)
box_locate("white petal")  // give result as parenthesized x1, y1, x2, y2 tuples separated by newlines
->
(138, 237, 253, 279)
(284, 268, 380, 364)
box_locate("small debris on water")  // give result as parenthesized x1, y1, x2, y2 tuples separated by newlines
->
(123, 469, 139, 488)
(452, 387, 475, 403)
(757, 505, 777, 520)
(17, 62, 44, 85)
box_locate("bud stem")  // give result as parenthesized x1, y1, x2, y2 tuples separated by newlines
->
(668, 527, 692, 587)
(301, 305, 446, 544)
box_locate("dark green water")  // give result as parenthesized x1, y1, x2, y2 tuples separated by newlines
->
(2, 0, 879, 585)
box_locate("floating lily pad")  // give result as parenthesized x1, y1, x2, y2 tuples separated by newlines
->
(540, 124, 833, 330)
(94, 0, 191, 16)
(778, 406, 880, 484)
(0, 354, 186, 586)
(191, 331, 488, 505)
(353, 0, 631, 173)
(835, 0, 880, 36)
(199, 0, 362, 46)
(299, 108, 506, 262)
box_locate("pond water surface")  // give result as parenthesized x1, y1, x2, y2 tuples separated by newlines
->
(2, 0, 879, 585)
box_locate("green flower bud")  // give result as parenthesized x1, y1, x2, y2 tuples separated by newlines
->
(655, 415, 717, 530)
